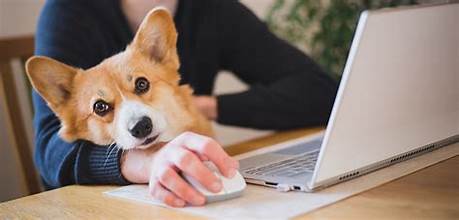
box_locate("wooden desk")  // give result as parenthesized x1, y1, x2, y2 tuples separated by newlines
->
(1, 128, 458, 219)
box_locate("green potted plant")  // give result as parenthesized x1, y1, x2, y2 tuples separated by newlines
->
(266, 0, 418, 79)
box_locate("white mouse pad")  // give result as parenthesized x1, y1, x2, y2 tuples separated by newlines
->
(105, 142, 458, 219)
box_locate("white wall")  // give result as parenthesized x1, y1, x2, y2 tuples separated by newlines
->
(0, 0, 45, 38)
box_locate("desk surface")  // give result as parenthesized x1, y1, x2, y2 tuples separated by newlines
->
(1, 128, 458, 219)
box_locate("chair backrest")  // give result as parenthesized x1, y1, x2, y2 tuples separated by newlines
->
(0, 35, 41, 194)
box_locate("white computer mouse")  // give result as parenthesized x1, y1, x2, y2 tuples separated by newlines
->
(183, 161, 246, 203)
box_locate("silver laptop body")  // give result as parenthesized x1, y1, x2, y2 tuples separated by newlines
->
(239, 3, 459, 192)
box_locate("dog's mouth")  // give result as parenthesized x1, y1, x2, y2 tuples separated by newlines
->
(140, 134, 159, 146)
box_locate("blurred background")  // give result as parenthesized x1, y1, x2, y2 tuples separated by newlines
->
(0, 0, 446, 202)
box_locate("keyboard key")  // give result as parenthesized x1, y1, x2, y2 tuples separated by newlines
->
(243, 150, 319, 177)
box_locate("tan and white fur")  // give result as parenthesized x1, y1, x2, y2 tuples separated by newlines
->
(26, 8, 213, 150)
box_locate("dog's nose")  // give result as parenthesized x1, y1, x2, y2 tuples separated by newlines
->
(129, 116, 153, 138)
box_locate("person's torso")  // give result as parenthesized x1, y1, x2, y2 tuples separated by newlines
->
(68, 0, 223, 95)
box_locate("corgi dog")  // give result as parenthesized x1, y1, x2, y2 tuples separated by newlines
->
(26, 8, 213, 149)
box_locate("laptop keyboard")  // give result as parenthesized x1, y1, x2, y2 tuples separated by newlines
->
(243, 150, 320, 178)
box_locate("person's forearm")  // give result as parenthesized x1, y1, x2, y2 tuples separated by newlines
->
(121, 143, 168, 183)
(216, 73, 337, 130)
(75, 142, 130, 185)
(121, 146, 161, 183)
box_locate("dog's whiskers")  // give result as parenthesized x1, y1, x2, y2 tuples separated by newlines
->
(104, 141, 116, 157)
(103, 141, 118, 168)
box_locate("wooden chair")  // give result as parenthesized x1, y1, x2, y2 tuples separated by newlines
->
(0, 35, 42, 194)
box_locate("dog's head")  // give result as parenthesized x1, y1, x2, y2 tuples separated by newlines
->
(26, 8, 194, 149)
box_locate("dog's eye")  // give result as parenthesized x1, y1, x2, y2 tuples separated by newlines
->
(93, 100, 112, 116)
(135, 77, 150, 94)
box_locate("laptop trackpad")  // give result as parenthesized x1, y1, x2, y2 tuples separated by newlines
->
(273, 138, 322, 155)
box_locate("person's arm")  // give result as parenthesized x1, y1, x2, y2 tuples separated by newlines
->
(33, 1, 128, 189)
(215, 0, 338, 130)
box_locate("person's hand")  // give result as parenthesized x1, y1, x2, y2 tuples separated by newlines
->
(192, 96, 217, 120)
(121, 132, 239, 207)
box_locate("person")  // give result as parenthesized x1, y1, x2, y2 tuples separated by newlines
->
(33, 0, 338, 207)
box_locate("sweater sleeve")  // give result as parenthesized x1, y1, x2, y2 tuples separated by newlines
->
(215, 0, 338, 130)
(33, 1, 129, 189)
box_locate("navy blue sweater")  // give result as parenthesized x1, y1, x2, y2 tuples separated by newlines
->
(34, 0, 338, 189)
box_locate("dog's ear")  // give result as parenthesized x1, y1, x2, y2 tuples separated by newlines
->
(131, 8, 179, 69)
(25, 56, 77, 112)
(26, 56, 80, 142)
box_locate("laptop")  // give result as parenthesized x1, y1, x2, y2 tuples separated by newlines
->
(239, 3, 459, 192)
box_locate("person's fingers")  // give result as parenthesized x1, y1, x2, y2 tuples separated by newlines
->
(180, 132, 239, 178)
(149, 180, 185, 207)
(156, 165, 206, 205)
(198, 154, 209, 161)
(171, 147, 222, 193)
